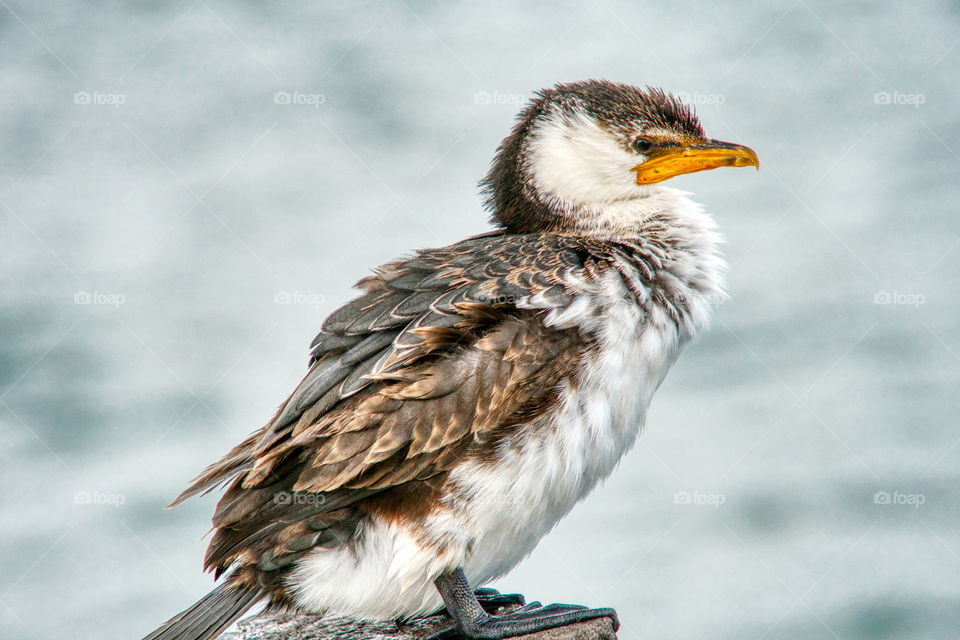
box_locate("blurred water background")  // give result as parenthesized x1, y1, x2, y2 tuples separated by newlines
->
(1, 2, 958, 639)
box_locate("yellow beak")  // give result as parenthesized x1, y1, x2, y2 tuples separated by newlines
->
(631, 139, 759, 185)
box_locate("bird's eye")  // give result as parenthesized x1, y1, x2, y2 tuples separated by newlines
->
(633, 138, 653, 153)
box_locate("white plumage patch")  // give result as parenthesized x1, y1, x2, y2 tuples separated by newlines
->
(525, 108, 647, 208)
(288, 518, 454, 619)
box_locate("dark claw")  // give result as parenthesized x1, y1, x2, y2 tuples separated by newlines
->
(473, 587, 526, 612)
(498, 601, 541, 614)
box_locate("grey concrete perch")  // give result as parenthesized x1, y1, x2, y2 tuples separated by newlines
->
(222, 608, 617, 640)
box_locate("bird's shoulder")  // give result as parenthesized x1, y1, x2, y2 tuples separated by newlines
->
(280, 230, 616, 432)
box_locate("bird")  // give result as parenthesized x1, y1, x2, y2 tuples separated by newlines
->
(142, 79, 758, 640)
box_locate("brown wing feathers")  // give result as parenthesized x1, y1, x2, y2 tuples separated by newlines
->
(172, 233, 603, 580)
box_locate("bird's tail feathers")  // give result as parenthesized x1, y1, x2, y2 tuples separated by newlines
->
(141, 581, 263, 640)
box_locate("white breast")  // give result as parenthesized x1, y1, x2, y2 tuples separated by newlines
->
(290, 190, 725, 621)
(437, 269, 686, 589)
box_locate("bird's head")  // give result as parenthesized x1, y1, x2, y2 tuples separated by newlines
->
(481, 80, 758, 233)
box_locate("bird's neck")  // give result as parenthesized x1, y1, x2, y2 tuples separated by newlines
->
(578, 188, 727, 338)
(558, 187, 704, 239)
(497, 185, 718, 246)
(491, 185, 725, 305)
(555, 188, 727, 325)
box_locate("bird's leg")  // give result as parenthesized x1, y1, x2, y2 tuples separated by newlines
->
(431, 588, 525, 619)
(430, 568, 618, 640)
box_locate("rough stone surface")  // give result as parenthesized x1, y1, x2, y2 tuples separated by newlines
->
(222, 610, 617, 640)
